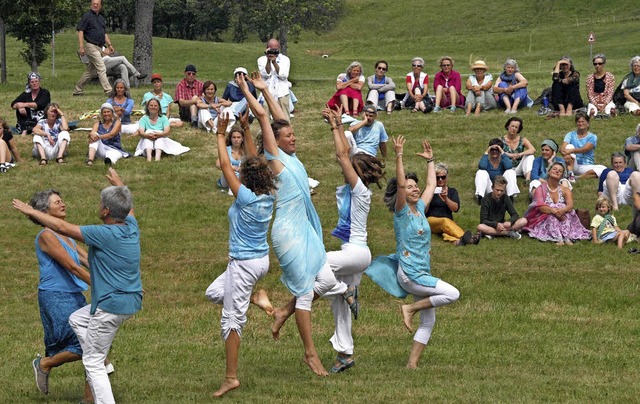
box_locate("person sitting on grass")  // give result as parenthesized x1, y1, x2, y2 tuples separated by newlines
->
(475, 138, 519, 204)
(426, 163, 480, 246)
(197, 80, 235, 133)
(141, 73, 183, 127)
(493, 58, 529, 114)
(31, 103, 70, 165)
(591, 197, 632, 249)
(87, 103, 130, 166)
(106, 79, 138, 135)
(624, 123, 640, 171)
(347, 104, 388, 158)
(529, 139, 567, 196)
(11, 72, 51, 135)
(1, 116, 22, 170)
(134, 98, 190, 162)
(597, 152, 640, 212)
(559, 111, 606, 181)
(477, 176, 527, 239)
(366, 60, 397, 114)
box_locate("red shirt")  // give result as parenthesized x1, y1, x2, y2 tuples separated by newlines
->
(174, 78, 204, 102)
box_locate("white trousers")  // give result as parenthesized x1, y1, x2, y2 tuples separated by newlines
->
(603, 178, 635, 206)
(198, 107, 236, 133)
(88, 140, 125, 164)
(513, 155, 534, 177)
(32, 131, 71, 160)
(205, 255, 269, 340)
(120, 123, 139, 135)
(475, 169, 519, 197)
(295, 262, 337, 311)
(323, 243, 371, 355)
(396, 267, 459, 345)
(69, 305, 132, 404)
(587, 101, 615, 116)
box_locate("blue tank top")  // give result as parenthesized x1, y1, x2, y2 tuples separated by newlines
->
(35, 229, 88, 293)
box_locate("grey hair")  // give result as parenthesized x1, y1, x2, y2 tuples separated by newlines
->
(29, 189, 60, 226)
(503, 59, 519, 72)
(435, 162, 449, 175)
(592, 54, 606, 64)
(100, 186, 132, 222)
(629, 56, 640, 69)
(412, 57, 425, 66)
(346, 61, 363, 76)
(109, 78, 131, 99)
(610, 151, 626, 164)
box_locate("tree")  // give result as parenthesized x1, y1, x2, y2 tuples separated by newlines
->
(133, 0, 154, 82)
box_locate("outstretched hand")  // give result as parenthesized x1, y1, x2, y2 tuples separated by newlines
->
(392, 135, 405, 155)
(322, 106, 341, 127)
(239, 109, 250, 129)
(416, 140, 433, 160)
(217, 112, 230, 135)
(249, 71, 267, 91)
(12, 198, 33, 216)
(106, 167, 125, 186)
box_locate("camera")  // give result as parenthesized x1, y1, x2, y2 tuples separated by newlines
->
(266, 49, 280, 56)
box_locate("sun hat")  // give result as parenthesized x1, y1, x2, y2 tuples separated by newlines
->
(471, 60, 489, 70)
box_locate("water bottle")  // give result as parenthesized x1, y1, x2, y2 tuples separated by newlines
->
(542, 95, 549, 108)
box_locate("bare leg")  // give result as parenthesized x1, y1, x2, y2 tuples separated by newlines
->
(449, 87, 458, 108)
(37, 144, 46, 161)
(8, 138, 22, 162)
(145, 148, 152, 162)
(558, 104, 567, 115)
(250, 289, 274, 317)
(566, 103, 574, 115)
(605, 172, 621, 211)
(339, 94, 349, 113)
(57, 140, 68, 160)
(295, 309, 328, 376)
(352, 99, 359, 116)
(271, 297, 296, 340)
(511, 98, 521, 111)
(88, 147, 97, 162)
(40, 351, 81, 372)
(434, 85, 443, 107)
(502, 95, 512, 111)
(474, 103, 481, 116)
(155, 148, 162, 161)
(213, 330, 241, 397)
(618, 230, 630, 249)
(407, 341, 427, 369)
(401, 297, 433, 333)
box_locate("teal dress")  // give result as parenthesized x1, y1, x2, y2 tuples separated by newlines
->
(265, 148, 326, 297)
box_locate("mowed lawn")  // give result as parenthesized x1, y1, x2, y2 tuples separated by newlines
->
(1, 1, 640, 402)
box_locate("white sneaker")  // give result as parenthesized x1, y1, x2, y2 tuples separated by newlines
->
(509, 231, 522, 240)
(105, 362, 115, 374)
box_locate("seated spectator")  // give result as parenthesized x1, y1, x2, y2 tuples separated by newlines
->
(502, 117, 535, 182)
(107, 79, 138, 135)
(624, 123, 640, 171)
(366, 60, 396, 114)
(175, 64, 204, 127)
(101, 48, 146, 89)
(559, 111, 606, 181)
(477, 176, 527, 239)
(524, 162, 591, 245)
(0, 137, 11, 173)
(529, 139, 567, 195)
(11, 72, 51, 134)
(433, 56, 465, 112)
(403, 57, 432, 113)
(551, 56, 583, 116)
(0, 116, 22, 165)
(221, 67, 257, 118)
(134, 98, 190, 162)
(475, 138, 519, 204)
(32, 103, 70, 165)
(493, 59, 529, 113)
(465, 60, 496, 116)
(626, 192, 640, 238)
(586, 54, 616, 117)
(591, 197, 632, 249)
(620, 56, 640, 116)
(597, 152, 640, 211)
(197, 81, 235, 133)
(87, 103, 130, 166)
(327, 61, 365, 116)
(346, 104, 388, 158)
(426, 163, 480, 246)
(142, 73, 183, 127)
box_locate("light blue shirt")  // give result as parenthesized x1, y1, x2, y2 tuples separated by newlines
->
(80, 215, 142, 315)
(228, 185, 274, 260)
(349, 120, 388, 157)
(564, 130, 597, 165)
(141, 92, 174, 115)
(35, 230, 88, 293)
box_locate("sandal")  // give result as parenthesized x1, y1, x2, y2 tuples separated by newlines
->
(85, 159, 93, 166)
(56, 157, 65, 164)
(39, 159, 48, 166)
(343, 285, 359, 320)
(329, 355, 355, 374)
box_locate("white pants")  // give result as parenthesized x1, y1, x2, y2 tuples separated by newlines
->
(88, 140, 126, 164)
(120, 123, 139, 135)
(629, 151, 640, 171)
(367, 90, 396, 109)
(205, 255, 269, 340)
(32, 131, 71, 160)
(69, 305, 132, 404)
(625, 100, 640, 113)
(323, 243, 371, 355)
(475, 169, 519, 197)
(603, 179, 635, 206)
(513, 155, 534, 177)
(587, 101, 615, 116)
(396, 266, 459, 345)
(295, 262, 337, 311)
(198, 107, 236, 132)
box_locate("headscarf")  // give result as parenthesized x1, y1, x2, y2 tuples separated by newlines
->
(25, 72, 41, 93)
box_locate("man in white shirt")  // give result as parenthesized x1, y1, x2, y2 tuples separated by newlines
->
(257, 38, 291, 122)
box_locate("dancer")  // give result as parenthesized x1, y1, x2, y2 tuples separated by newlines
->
(238, 72, 338, 376)
(366, 136, 460, 369)
(205, 112, 276, 397)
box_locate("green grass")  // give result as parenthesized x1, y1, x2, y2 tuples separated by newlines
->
(2, 1, 640, 402)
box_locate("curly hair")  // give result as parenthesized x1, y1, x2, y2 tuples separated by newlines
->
(240, 156, 276, 196)
(351, 153, 385, 188)
(29, 189, 60, 226)
(383, 172, 418, 212)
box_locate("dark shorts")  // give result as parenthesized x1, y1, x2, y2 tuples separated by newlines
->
(38, 290, 87, 357)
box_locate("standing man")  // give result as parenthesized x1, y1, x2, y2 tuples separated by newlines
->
(257, 39, 291, 122)
(174, 64, 204, 128)
(13, 168, 142, 404)
(74, 0, 114, 96)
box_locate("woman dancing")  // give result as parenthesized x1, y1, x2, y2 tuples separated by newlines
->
(366, 136, 460, 369)
(204, 112, 276, 397)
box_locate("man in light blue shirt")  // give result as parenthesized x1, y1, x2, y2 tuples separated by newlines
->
(348, 104, 388, 158)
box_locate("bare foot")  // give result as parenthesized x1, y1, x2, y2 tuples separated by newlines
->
(406, 362, 418, 370)
(251, 289, 274, 317)
(401, 304, 414, 333)
(555, 241, 565, 246)
(213, 377, 240, 398)
(271, 307, 288, 340)
(303, 354, 328, 376)
(565, 240, 574, 246)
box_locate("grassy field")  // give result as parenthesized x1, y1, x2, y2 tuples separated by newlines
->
(2, 1, 640, 402)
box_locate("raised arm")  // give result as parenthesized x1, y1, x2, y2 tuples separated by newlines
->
(239, 72, 280, 161)
(13, 200, 84, 242)
(324, 106, 359, 188)
(238, 109, 257, 158)
(393, 136, 407, 212)
(105, 168, 134, 217)
(216, 113, 241, 197)
(417, 140, 436, 206)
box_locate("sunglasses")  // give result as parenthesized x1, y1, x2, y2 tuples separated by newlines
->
(186, 72, 196, 76)
(440, 64, 451, 67)
(593, 62, 604, 66)
(436, 175, 447, 180)
(412, 64, 423, 68)
(376, 66, 387, 71)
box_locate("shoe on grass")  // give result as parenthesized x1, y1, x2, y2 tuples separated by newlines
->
(457, 230, 472, 246)
(32, 354, 49, 394)
(509, 231, 522, 240)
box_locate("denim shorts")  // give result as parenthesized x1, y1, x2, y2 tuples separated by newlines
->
(38, 290, 87, 356)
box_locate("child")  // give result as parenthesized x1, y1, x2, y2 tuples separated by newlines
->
(477, 175, 528, 239)
(591, 197, 631, 249)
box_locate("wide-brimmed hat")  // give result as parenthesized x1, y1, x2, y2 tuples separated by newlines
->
(471, 60, 489, 71)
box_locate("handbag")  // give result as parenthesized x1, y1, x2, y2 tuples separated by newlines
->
(575, 209, 591, 230)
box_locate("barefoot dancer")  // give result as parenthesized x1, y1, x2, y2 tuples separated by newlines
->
(366, 136, 460, 369)
(238, 72, 338, 376)
(204, 112, 276, 397)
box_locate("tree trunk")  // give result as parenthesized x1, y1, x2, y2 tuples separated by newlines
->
(279, 26, 288, 55)
(0, 17, 6, 83)
(133, 0, 154, 84)
(30, 37, 38, 72)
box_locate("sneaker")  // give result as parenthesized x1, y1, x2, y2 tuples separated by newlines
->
(476, 194, 483, 206)
(105, 362, 115, 374)
(509, 231, 522, 240)
(227, 188, 234, 196)
(449, 106, 457, 113)
(104, 157, 112, 166)
(433, 106, 442, 113)
(568, 173, 576, 183)
(484, 234, 493, 240)
(458, 230, 472, 246)
(190, 121, 198, 128)
(470, 232, 482, 245)
(32, 354, 49, 394)
(0, 163, 6, 173)
(136, 73, 148, 80)
(505, 109, 512, 114)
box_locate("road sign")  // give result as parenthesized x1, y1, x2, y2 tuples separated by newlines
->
(588, 32, 596, 44)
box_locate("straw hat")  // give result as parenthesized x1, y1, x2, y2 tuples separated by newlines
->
(471, 60, 489, 71)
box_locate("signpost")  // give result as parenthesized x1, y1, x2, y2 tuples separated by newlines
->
(588, 31, 596, 62)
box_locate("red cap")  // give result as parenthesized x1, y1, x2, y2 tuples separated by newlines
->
(150, 73, 162, 81)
